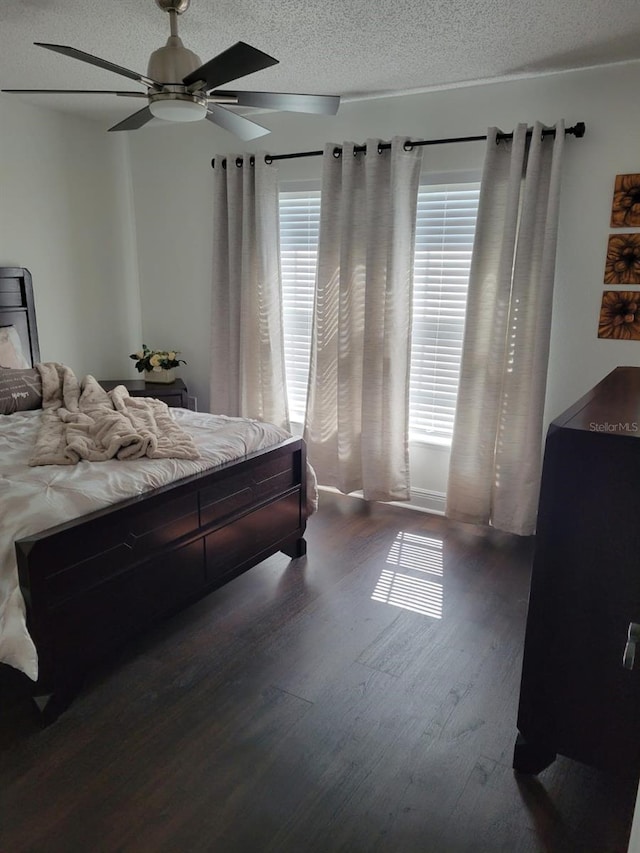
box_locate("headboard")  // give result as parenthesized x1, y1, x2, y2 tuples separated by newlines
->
(0, 267, 40, 366)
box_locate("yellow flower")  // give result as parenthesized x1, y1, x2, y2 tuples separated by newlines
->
(168, 351, 176, 360)
(149, 354, 162, 367)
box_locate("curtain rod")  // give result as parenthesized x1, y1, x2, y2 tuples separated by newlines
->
(211, 121, 585, 169)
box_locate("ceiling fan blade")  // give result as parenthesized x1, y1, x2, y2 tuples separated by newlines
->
(212, 90, 340, 115)
(35, 43, 160, 89)
(108, 106, 154, 132)
(183, 41, 278, 92)
(205, 104, 270, 140)
(2, 89, 146, 96)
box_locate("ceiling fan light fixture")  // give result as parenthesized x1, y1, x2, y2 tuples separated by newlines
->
(149, 92, 207, 122)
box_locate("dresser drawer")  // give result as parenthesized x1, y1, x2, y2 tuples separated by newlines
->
(205, 491, 301, 582)
(41, 492, 200, 606)
(199, 452, 298, 528)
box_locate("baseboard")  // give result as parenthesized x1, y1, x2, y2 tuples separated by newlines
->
(317, 484, 447, 516)
(398, 487, 447, 515)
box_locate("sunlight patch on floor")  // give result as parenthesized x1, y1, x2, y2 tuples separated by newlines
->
(371, 531, 444, 618)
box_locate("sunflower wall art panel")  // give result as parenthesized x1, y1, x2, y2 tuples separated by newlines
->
(598, 291, 640, 340)
(610, 174, 640, 228)
(597, 175, 640, 340)
(604, 233, 640, 285)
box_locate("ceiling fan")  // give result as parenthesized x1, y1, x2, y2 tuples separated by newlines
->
(2, 0, 340, 140)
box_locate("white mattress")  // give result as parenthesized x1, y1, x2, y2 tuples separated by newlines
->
(0, 408, 302, 680)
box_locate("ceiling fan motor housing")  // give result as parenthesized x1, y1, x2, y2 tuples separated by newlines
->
(146, 32, 207, 121)
(147, 35, 202, 84)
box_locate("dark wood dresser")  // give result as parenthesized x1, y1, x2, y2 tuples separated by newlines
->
(99, 378, 188, 408)
(514, 366, 640, 778)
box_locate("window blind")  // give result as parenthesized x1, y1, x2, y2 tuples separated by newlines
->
(279, 180, 480, 440)
(279, 189, 321, 423)
(410, 182, 480, 439)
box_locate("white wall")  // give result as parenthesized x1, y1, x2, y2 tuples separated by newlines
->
(126, 128, 213, 408)
(0, 97, 142, 377)
(126, 61, 640, 503)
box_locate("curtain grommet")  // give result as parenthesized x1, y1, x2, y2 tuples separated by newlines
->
(235, 157, 243, 168)
(403, 140, 414, 152)
(333, 146, 342, 158)
(265, 154, 273, 165)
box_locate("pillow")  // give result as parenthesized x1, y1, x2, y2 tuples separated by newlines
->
(0, 367, 42, 415)
(0, 325, 30, 369)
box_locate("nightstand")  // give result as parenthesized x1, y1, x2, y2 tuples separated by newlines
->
(99, 378, 188, 408)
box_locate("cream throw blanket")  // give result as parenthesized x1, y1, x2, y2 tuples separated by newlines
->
(29, 363, 199, 466)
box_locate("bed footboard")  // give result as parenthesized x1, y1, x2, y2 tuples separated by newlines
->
(16, 438, 307, 722)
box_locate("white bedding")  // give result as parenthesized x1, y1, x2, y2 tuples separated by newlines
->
(0, 407, 310, 680)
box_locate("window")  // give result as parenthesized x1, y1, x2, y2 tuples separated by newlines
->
(279, 187, 321, 423)
(279, 177, 480, 440)
(410, 180, 480, 440)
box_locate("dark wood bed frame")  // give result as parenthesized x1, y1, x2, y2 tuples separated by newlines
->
(1, 268, 307, 723)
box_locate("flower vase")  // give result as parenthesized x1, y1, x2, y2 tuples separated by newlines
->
(144, 368, 176, 384)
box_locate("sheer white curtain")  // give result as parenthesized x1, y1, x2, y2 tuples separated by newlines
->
(304, 138, 423, 501)
(446, 121, 565, 535)
(210, 154, 289, 430)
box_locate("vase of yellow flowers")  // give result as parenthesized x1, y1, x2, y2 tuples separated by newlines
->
(130, 345, 186, 384)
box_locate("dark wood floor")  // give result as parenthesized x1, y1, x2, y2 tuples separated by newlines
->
(0, 491, 637, 852)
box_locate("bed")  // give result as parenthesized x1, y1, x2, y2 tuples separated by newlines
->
(0, 267, 309, 723)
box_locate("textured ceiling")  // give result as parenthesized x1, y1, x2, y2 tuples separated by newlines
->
(2, 0, 640, 128)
